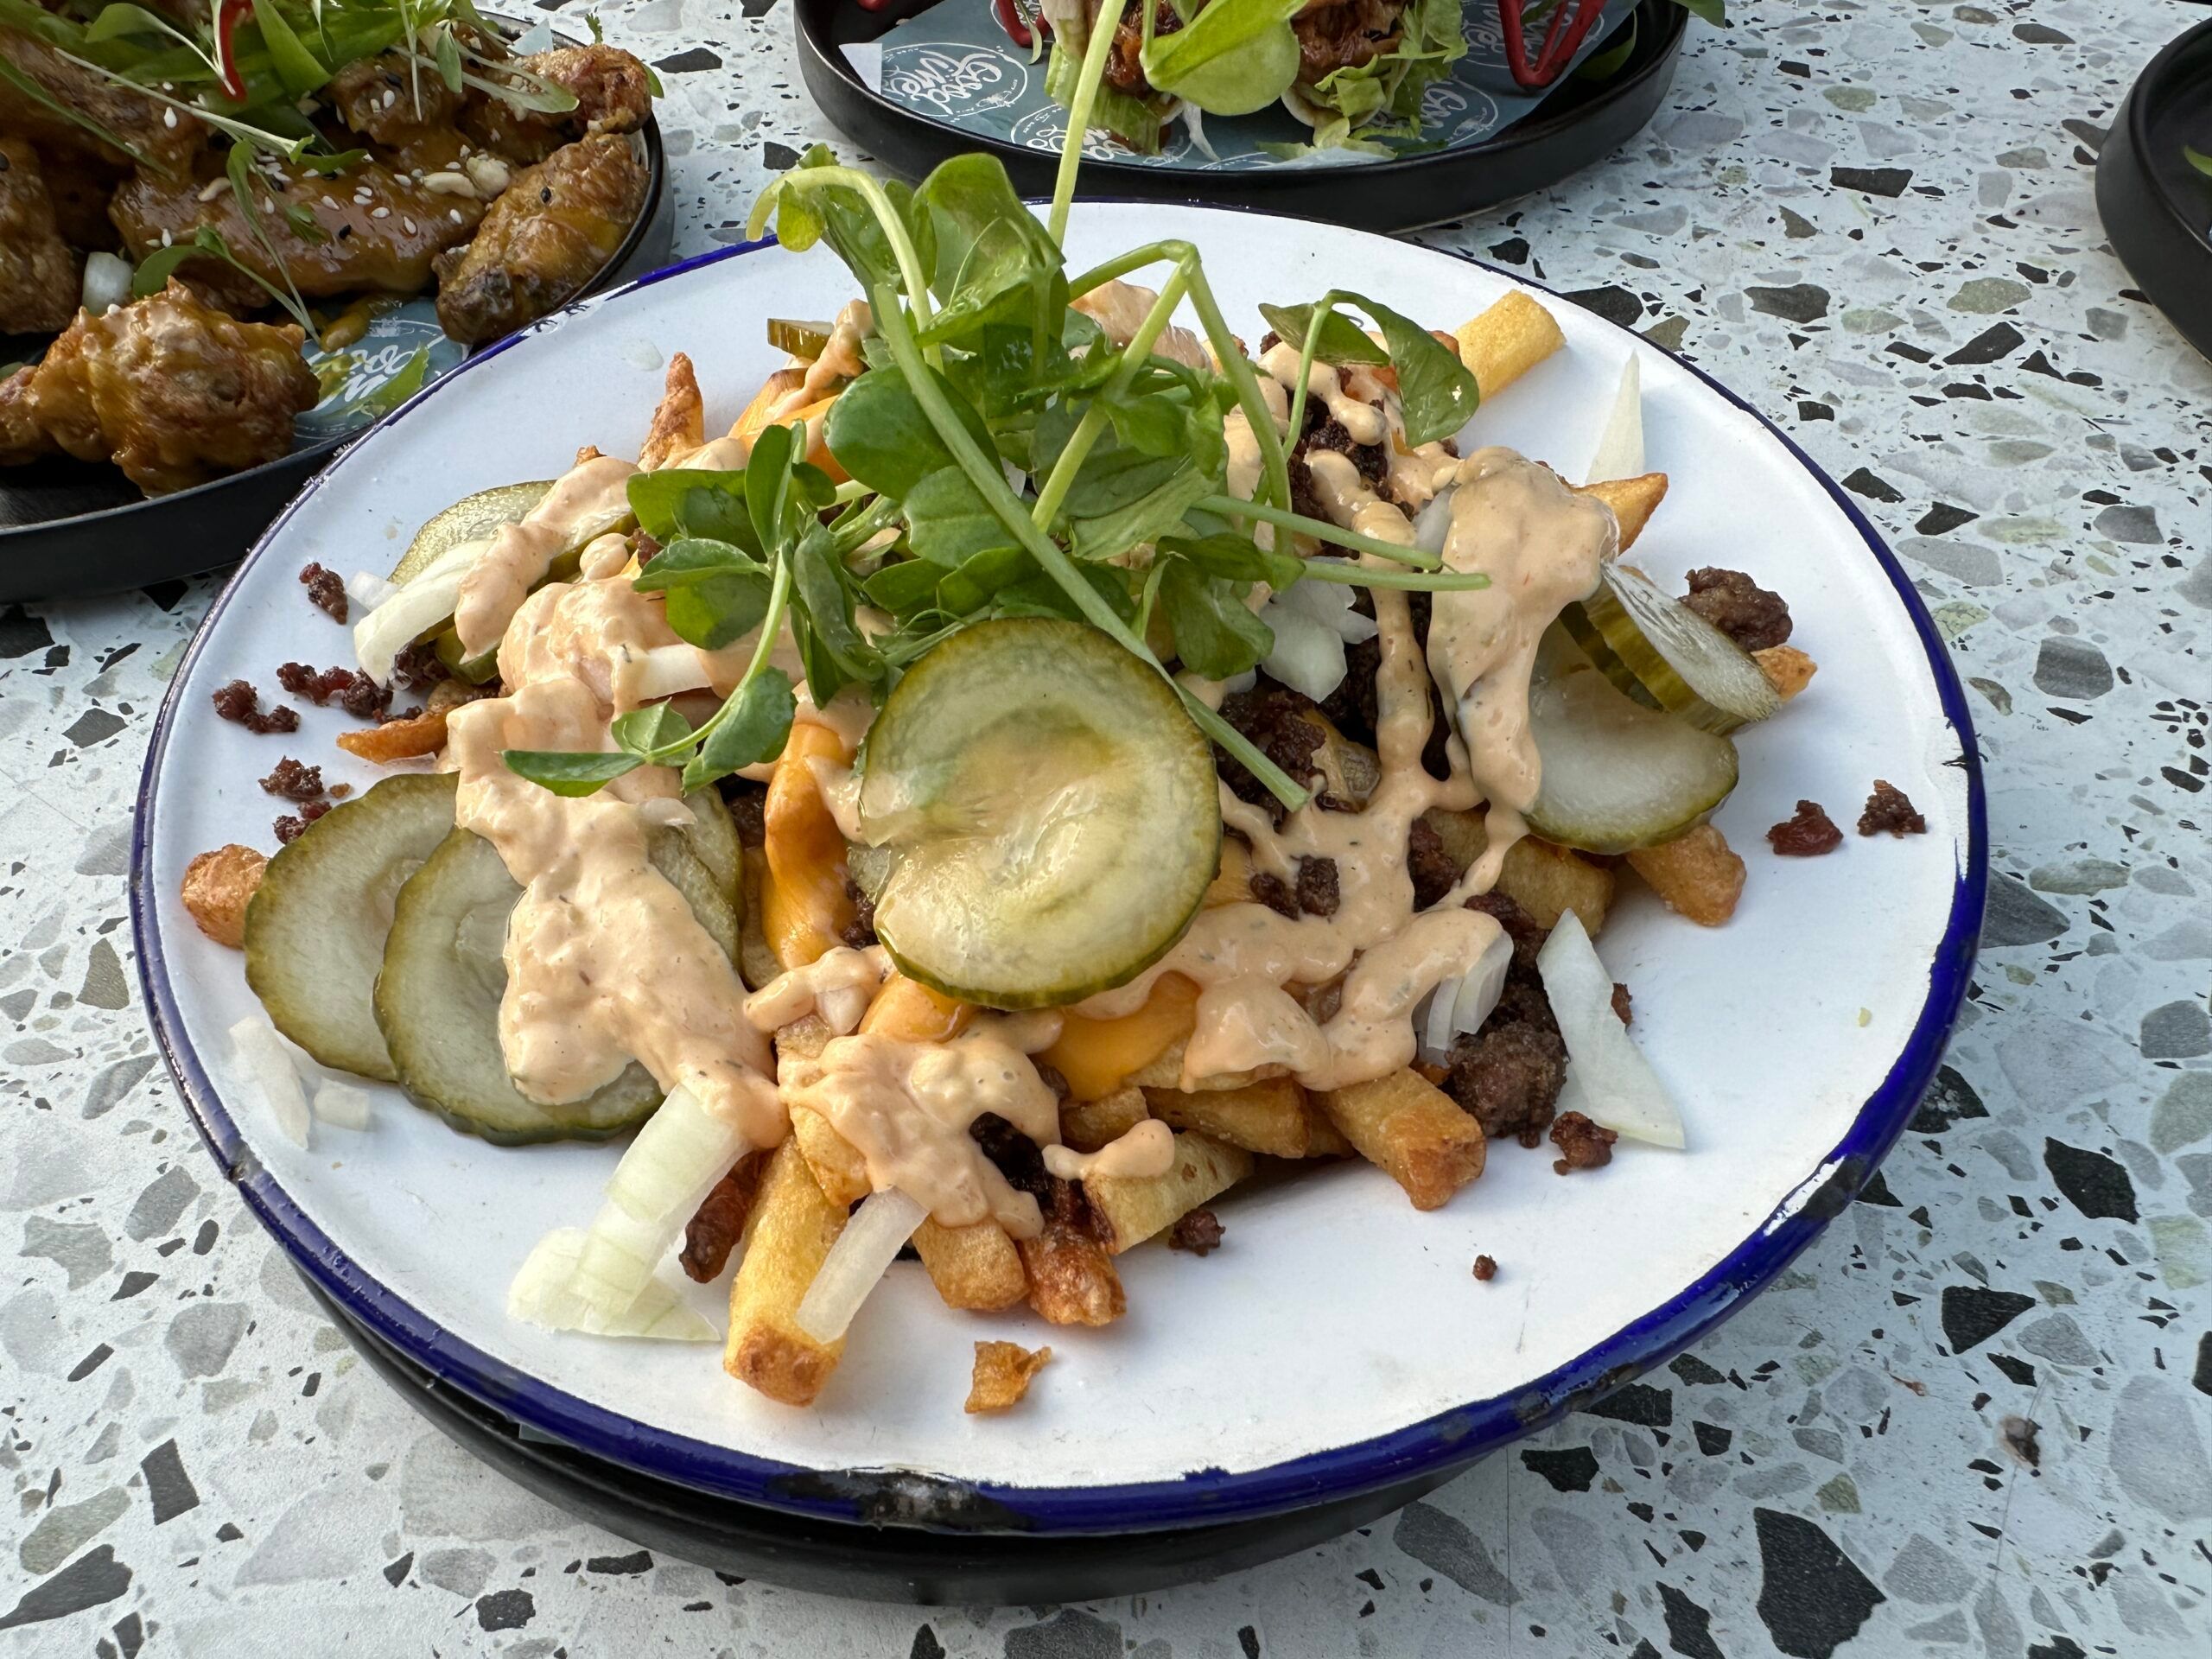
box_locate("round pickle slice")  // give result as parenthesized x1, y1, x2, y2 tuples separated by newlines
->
(1526, 653, 1739, 855)
(857, 618, 1221, 1011)
(244, 772, 459, 1081)
(1558, 563, 1780, 734)
(387, 480, 555, 584)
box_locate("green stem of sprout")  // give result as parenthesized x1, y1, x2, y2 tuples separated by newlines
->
(1195, 495, 1441, 569)
(1048, 9, 1124, 247)
(1030, 264, 1192, 530)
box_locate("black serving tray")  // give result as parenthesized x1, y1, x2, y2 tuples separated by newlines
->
(0, 75, 674, 604)
(308, 1274, 1458, 1602)
(2097, 16, 2212, 364)
(795, 0, 1685, 236)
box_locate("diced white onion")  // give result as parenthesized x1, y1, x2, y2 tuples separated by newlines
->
(632, 643, 715, 703)
(346, 569, 400, 612)
(1418, 929, 1514, 1065)
(311, 1077, 374, 1130)
(81, 251, 132, 318)
(354, 570, 467, 684)
(508, 1229, 718, 1340)
(228, 1017, 310, 1149)
(1584, 353, 1644, 486)
(1274, 572, 1378, 643)
(1535, 910, 1684, 1147)
(1260, 604, 1348, 702)
(1412, 488, 1456, 557)
(795, 1188, 927, 1344)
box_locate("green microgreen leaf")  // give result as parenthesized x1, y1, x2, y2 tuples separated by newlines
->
(682, 669, 797, 791)
(1257, 301, 1390, 367)
(626, 470, 761, 551)
(501, 750, 642, 797)
(1160, 563, 1272, 680)
(1159, 531, 1304, 590)
(251, 0, 332, 97)
(610, 701, 693, 759)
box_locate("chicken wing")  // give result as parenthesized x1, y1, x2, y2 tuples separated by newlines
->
(326, 49, 467, 150)
(0, 138, 79, 335)
(0, 280, 318, 493)
(0, 25, 203, 173)
(433, 133, 645, 345)
(461, 45, 653, 164)
(111, 154, 484, 301)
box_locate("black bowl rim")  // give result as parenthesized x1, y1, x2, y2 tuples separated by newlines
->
(130, 207, 1988, 1539)
(0, 23, 671, 552)
(2120, 16, 2212, 256)
(792, 0, 1688, 208)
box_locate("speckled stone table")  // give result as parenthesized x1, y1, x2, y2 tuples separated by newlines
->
(6, 2, 2210, 1654)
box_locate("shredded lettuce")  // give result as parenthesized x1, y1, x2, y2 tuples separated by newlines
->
(1045, 39, 1167, 155)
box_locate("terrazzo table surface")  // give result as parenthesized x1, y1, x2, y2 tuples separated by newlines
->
(5, 2, 2210, 1654)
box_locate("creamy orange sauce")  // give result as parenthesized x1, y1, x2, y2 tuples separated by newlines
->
(454, 454, 639, 658)
(743, 944, 891, 1036)
(768, 300, 871, 423)
(1044, 1118, 1175, 1182)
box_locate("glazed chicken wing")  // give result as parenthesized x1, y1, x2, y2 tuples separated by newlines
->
(326, 49, 467, 150)
(0, 25, 203, 172)
(0, 280, 318, 494)
(461, 45, 653, 164)
(111, 155, 484, 302)
(433, 133, 645, 345)
(0, 138, 79, 335)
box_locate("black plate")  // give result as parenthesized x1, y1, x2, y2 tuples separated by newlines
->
(795, 0, 1684, 235)
(308, 1274, 1455, 1601)
(0, 116, 674, 605)
(2097, 17, 2212, 365)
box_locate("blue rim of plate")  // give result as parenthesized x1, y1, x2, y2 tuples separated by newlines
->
(130, 211, 1988, 1537)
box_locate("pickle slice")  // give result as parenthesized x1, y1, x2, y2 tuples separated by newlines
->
(677, 791, 744, 910)
(244, 773, 459, 1081)
(1560, 563, 1780, 734)
(767, 317, 835, 359)
(388, 480, 554, 584)
(857, 618, 1221, 1010)
(1525, 654, 1739, 855)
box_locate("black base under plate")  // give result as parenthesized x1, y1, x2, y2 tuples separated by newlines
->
(312, 1276, 1459, 1602)
(2096, 19, 2212, 365)
(0, 128, 673, 607)
(795, 0, 1684, 236)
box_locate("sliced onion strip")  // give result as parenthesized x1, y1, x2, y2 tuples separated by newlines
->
(794, 1188, 928, 1344)
(1535, 911, 1684, 1147)
(229, 1016, 310, 1148)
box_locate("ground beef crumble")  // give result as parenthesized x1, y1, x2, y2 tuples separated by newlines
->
(1768, 799, 1844, 856)
(1295, 855, 1340, 918)
(212, 679, 299, 734)
(299, 563, 347, 624)
(1682, 567, 1792, 652)
(1611, 982, 1633, 1026)
(1859, 779, 1927, 837)
(1216, 677, 1327, 822)
(272, 801, 331, 843)
(1168, 1209, 1224, 1255)
(1472, 1254, 1497, 1281)
(258, 757, 325, 801)
(1550, 1110, 1618, 1174)
(841, 875, 878, 950)
(1438, 893, 1573, 1147)
(726, 785, 766, 849)
(390, 639, 448, 693)
(276, 662, 391, 720)
(1407, 816, 1459, 910)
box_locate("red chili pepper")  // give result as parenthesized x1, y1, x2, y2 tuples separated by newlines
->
(1497, 0, 1608, 91)
(992, 0, 1034, 48)
(212, 0, 250, 103)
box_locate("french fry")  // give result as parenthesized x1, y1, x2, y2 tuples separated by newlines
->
(965, 1341, 1051, 1414)
(1039, 971, 1198, 1100)
(1453, 290, 1565, 402)
(1205, 837, 1255, 909)
(1420, 807, 1489, 877)
(775, 1013, 833, 1062)
(181, 844, 265, 949)
(1579, 472, 1668, 551)
(1753, 645, 1817, 702)
(1122, 1036, 1274, 1093)
(1143, 1076, 1311, 1158)
(760, 721, 855, 970)
(335, 706, 448, 763)
(1059, 1085, 1151, 1153)
(731, 367, 803, 442)
(639, 351, 705, 469)
(1018, 1182, 1125, 1325)
(1084, 1131, 1255, 1253)
(1303, 1099, 1356, 1159)
(1625, 823, 1745, 926)
(914, 1219, 1027, 1312)
(737, 846, 780, 990)
(724, 1141, 848, 1407)
(789, 1106, 868, 1206)
(1319, 1070, 1486, 1211)
(1497, 836, 1613, 935)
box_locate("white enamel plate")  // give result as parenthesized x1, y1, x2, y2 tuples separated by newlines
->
(132, 205, 1986, 1535)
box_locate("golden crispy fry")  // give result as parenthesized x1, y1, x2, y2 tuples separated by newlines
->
(965, 1341, 1052, 1414)
(1205, 837, 1254, 909)
(776, 1013, 834, 1062)
(1124, 1036, 1274, 1094)
(1453, 290, 1565, 401)
(1319, 1070, 1486, 1211)
(1143, 1077, 1311, 1158)
(639, 350, 705, 469)
(733, 367, 802, 442)
(1625, 823, 1745, 926)
(760, 721, 855, 971)
(915, 1219, 1027, 1312)
(181, 844, 266, 949)
(789, 1105, 868, 1206)
(1059, 1085, 1150, 1154)
(738, 845, 780, 991)
(1084, 1132, 1255, 1254)
(1039, 971, 1199, 1100)
(1018, 1184, 1125, 1326)
(1497, 836, 1613, 935)
(1304, 1100, 1356, 1159)
(724, 1141, 847, 1406)
(1753, 645, 1817, 702)
(1578, 472, 1668, 552)
(336, 707, 449, 764)
(1420, 807, 1489, 877)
